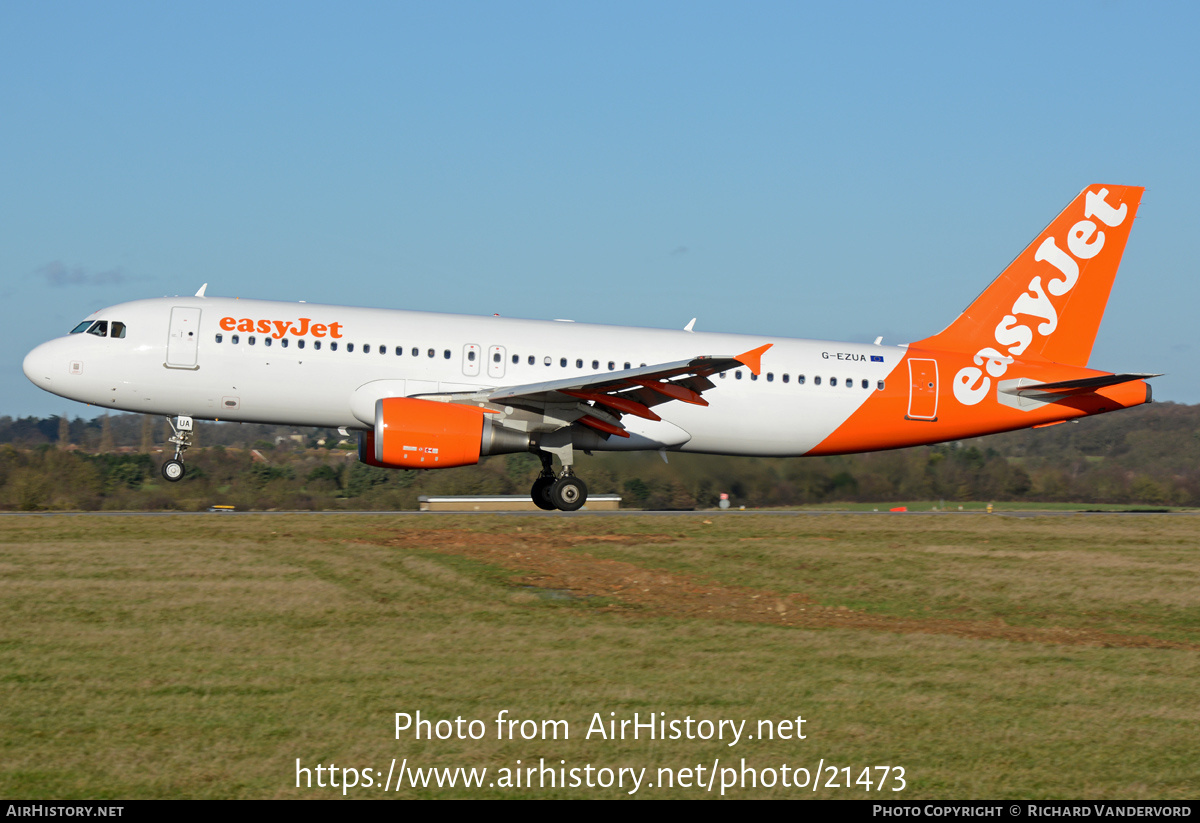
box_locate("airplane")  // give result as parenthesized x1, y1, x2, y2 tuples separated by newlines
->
(22, 184, 1158, 511)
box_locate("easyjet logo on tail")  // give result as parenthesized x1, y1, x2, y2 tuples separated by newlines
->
(952, 187, 1130, 406)
(218, 316, 344, 339)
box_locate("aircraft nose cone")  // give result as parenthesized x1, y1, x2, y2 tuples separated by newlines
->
(23, 342, 55, 389)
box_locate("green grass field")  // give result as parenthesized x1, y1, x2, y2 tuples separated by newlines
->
(786, 501, 1186, 512)
(1, 513, 1197, 798)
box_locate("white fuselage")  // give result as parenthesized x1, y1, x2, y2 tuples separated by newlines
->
(22, 296, 903, 457)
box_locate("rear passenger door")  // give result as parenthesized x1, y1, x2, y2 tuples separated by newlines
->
(905, 358, 938, 421)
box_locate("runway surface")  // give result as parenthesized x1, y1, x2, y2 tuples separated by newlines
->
(1, 509, 1195, 517)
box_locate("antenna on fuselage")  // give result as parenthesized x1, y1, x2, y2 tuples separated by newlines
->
(195, 283, 208, 297)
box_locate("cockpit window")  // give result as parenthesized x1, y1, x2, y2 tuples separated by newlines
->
(71, 319, 127, 337)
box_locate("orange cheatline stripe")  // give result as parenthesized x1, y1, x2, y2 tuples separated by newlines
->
(630, 379, 709, 406)
(560, 389, 662, 421)
(809, 351, 1152, 456)
(577, 415, 630, 438)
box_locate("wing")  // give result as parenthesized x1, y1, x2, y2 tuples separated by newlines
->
(420, 343, 772, 439)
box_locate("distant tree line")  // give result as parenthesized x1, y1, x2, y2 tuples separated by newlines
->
(1, 402, 1198, 511)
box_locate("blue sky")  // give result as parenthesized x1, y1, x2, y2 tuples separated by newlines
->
(3, 1, 1198, 418)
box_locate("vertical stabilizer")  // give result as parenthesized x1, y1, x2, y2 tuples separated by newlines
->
(915, 185, 1143, 367)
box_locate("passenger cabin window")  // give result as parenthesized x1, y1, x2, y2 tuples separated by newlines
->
(395, 346, 403, 356)
(576, 358, 583, 368)
(298, 339, 305, 349)
(70, 321, 93, 334)
(232, 334, 239, 344)
(861, 379, 869, 389)
(265, 337, 273, 347)
(215, 333, 223, 343)
(314, 340, 320, 350)
(411, 347, 418, 356)
(608, 361, 615, 370)
(468, 350, 476, 361)
(281, 338, 289, 348)
(830, 377, 837, 386)
(735, 371, 743, 380)
(782, 374, 790, 383)
(249, 336, 256, 345)
(493, 352, 501, 363)
(443, 350, 451, 359)
(379, 345, 386, 355)
(427, 348, 435, 358)
(798, 375, 806, 385)
(363, 344, 371, 353)
(877, 380, 885, 391)
(814, 376, 821, 385)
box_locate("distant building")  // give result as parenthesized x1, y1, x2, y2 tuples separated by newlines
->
(418, 495, 621, 512)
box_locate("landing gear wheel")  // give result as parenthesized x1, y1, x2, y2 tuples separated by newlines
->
(161, 459, 186, 482)
(531, 476, 557, 511)
(551, 476, 588, 512)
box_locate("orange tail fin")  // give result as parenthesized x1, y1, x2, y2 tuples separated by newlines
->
(915, 185, 1143, 367)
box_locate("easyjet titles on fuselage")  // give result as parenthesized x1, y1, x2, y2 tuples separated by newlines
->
(952, 187, 1129, 406)
(218, 316, 344, 340)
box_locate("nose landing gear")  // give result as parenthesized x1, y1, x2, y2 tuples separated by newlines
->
(161, 415, 194, 482)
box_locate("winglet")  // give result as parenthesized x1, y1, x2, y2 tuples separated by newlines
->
(735, 343, 773, 376)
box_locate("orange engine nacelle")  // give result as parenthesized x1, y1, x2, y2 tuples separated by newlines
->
(358, 397, 496, 469)
(359, 397, 535, 469)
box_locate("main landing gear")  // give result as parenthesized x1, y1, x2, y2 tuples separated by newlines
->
(161, 415, 194, 482)
(530, 451, 589, 511)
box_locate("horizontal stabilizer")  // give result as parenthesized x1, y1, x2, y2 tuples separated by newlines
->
(1000, 373, 1160, 395)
